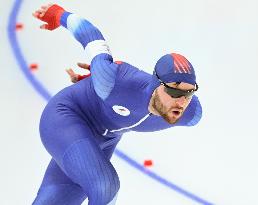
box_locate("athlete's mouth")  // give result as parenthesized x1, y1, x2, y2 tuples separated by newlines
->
(172, 110, 181, 116)
(170, 107, 183, 117)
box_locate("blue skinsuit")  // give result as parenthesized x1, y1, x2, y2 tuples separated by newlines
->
(33, 12, 202, 205)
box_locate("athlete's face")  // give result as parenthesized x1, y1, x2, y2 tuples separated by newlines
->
(150, 82, 195, 124)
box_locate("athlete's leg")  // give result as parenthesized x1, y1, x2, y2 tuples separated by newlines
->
(33, 159, 87, 205)
(38, 99, 120, 205)
(33, 137, 120, 205)
(61, 137, 120, 205)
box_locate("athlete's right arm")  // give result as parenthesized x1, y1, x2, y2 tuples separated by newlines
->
(33, 4, 118, 100)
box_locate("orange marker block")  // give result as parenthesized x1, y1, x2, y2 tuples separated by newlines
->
(16, 23, 24, 31)
(144, 160, 153, 167)
(30, 63, 39, 71)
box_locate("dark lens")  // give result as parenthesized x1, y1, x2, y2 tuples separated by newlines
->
(184, 91, 195, 99)
(165, 87, 195, 99)
(165, 87, 183, 98)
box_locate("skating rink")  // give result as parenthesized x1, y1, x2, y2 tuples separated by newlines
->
(1, 0, 258, 204)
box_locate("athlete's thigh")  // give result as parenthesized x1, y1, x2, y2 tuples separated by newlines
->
(60, 136, 120, 205)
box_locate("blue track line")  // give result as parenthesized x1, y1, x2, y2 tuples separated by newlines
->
(7, 1, 213, 204)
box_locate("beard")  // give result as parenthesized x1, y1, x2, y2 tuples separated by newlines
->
(152, 90, 182, 124)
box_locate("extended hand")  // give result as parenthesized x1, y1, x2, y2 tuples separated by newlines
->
(32, 3, 65, 30)
(66, 63, 91, 83)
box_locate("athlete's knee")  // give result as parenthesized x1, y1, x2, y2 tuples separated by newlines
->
(88, 175, 120, 205)
(61, 139, 120, 204)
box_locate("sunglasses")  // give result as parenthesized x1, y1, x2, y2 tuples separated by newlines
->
(154, 71, 198, 99)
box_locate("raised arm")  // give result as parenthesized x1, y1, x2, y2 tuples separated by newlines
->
(33, 4, 118, 100)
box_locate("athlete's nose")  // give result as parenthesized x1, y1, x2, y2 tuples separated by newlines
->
(175, 96, 187, 107)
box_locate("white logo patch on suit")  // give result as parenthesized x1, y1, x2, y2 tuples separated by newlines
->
(112, 105, 130, 116)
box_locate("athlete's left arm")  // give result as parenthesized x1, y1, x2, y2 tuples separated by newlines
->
(60, 10, 118, 100)
(33, 4, 118, 100)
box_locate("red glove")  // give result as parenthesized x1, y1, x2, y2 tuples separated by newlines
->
(37, 4, 65, 31)
(77, 63, 91, 81)
(78, 74, 91, 81)
(66, 64, 91, 83)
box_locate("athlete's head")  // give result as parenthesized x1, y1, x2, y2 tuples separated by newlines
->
(149, 53, 198, 124)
